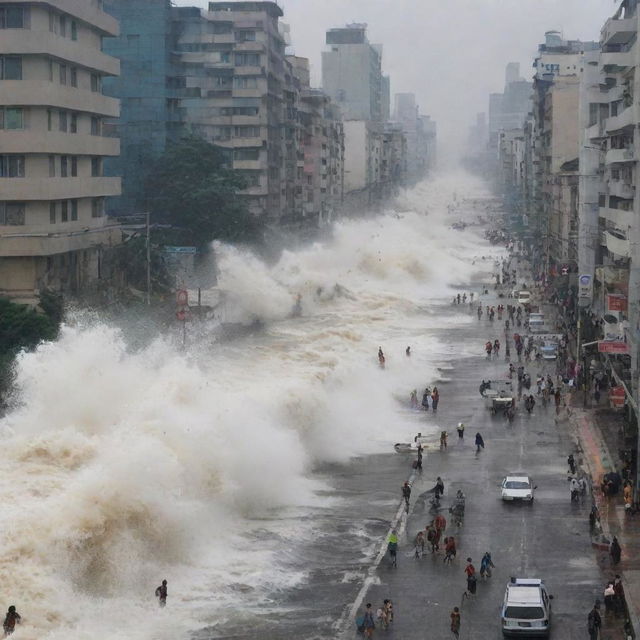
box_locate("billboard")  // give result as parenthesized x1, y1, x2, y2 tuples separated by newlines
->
(607, 294, 628, 312)
(598, 341, 629, 354)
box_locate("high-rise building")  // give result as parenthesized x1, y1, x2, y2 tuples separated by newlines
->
(322, 24, 384, 122)
(103, 0, 178, 215)
(0, 0, 123, 303)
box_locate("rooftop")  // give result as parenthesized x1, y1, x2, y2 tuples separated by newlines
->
(208, 1, 283, 18)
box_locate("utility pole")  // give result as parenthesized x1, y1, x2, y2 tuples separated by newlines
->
(146, 211, 151, 306)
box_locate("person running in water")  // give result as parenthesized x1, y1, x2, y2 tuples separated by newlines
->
(475, 432, 485, 453)
(485, 341, 493, 357)
(450, 606, 461, 638)
(3, 607, 21, 637)
(493, 339, 500, 357)
(155, 580, 168, 607)
(378, 347, 385, 367)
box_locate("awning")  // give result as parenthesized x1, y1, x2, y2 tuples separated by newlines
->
(604, 353, 638, 412)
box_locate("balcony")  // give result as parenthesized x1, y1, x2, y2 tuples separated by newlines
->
(605, 230, 631, 258)
(0, 224, 123, 257)
(605, 148, 636, 164)
(601, 49, 634, 70)
(233, 159, 266, 170)
(44, 0, 119, 36)
(0, 131, 119, 156)
(0, 81, 119, 117)
(608, 179, 635, 199)
(586, 121, 605, 140)
(600, 206, 634, 229)
(606, 107, 635, 133)
(601, 16, 638, 46)
(0, 177, 121, 201)
(0, 30, 119, 75)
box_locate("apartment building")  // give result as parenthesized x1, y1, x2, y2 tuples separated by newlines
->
(0, 0, 122, 304)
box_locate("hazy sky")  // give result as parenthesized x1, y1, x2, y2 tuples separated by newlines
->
(173, 0, 618, 155)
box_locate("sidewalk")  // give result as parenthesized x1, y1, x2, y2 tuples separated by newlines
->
(569, 406, 638, 640)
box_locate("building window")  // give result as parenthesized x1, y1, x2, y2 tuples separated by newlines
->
(234, 125, 261, 137)
(0, 107, 23, 129)
(59, 110, 67, 132)
(70, 67, 77, 87)
(0, 155, 24, 177)
(59, 14, 66, 37)
(70, 20, 77, 41)
(48, 60, 54, 82)
(235, 30, 256, 42)
(71, 199, 78, 221)
(71, 156, 77, 177)
(49, 155, 55, 177)
(90, 116, 101, 136)
(91, 157, 102, 177)
(0, 6, 26, 29)
(61, 200, 68, 222)
(235, 53, 260, 66)
(233, 148, 260, 161)
(59, 64, 67, 85)
(49, 201, 56, 224)
(91, 197, 104, 218)
(70, 112, 77, 133)
(0, 202, 25, 225)
(90, 73, 100, 92)
(60, 155, 68, 177)
(47, 109, 52, 131)
(0, 56, 22, 80)
(234, 76, 258, 89)
(220, 51, 231, 63)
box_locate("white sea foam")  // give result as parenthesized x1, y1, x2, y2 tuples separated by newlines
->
(0, 171, 497, 638)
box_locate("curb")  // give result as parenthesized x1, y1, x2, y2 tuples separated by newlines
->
(335, 468, 418, 637)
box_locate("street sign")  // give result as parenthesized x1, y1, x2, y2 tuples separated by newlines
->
(163, 246, 197, 254)
(598, 340, 629, 354)
(176, 289, 188, 306)
(578, 273, 593, 307)
(609, 385, 625, 409)
(607, 294, 628, 312)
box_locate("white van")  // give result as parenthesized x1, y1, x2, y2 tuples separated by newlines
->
(501, 578, 553, 637)
(517, 291, 532, 305)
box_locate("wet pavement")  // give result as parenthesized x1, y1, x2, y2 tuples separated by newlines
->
(347, 265, 619, 639)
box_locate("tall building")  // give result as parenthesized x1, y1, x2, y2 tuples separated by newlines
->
(104, 1, 344, 228)
(0, 0, 123, 304)
(103, 0, 178, 215)
(322, 24, 384, 122)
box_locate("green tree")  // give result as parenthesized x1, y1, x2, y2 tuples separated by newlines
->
(144, 136, 262, 245)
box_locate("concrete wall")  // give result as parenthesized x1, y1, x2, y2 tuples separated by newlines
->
(343, 120, 368, 192)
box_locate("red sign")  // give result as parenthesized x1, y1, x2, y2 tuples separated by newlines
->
(598, 341, 629, 354)
(176, 309, 190, 322)
(176, 289, 188, 306)
(610, 385, 626, 408)
(607, 294, 628, 312)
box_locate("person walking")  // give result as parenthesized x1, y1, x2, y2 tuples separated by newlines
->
(362, 603, 376, 638)
(463, 558, 477, 598)
(480, 551, 495, 580)
(387, 530, 398, 568)
(587, 601, 602, 640)
(432, 387, 440, 411)
(475, 432, 485, 453)
(613, 575, 625, 615)
(450, 606, 461, 638)
(611, 536, 622, 565)
(402, 481, 411, 509)
(155, 579, 168, 608)
(422, 388, 431, 411)
(444, 536, 457, 564)
(414, 530, 425, 558)
(434, 513, 447, 537)
(2, 607, 21, 637)
(456, 422, 465, 439)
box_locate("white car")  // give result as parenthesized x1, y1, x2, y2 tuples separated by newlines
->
(501, 475, 535, 502)
(501, 578, 553, 637)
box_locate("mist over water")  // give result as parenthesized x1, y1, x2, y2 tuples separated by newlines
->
(0, 171, 501, 639)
